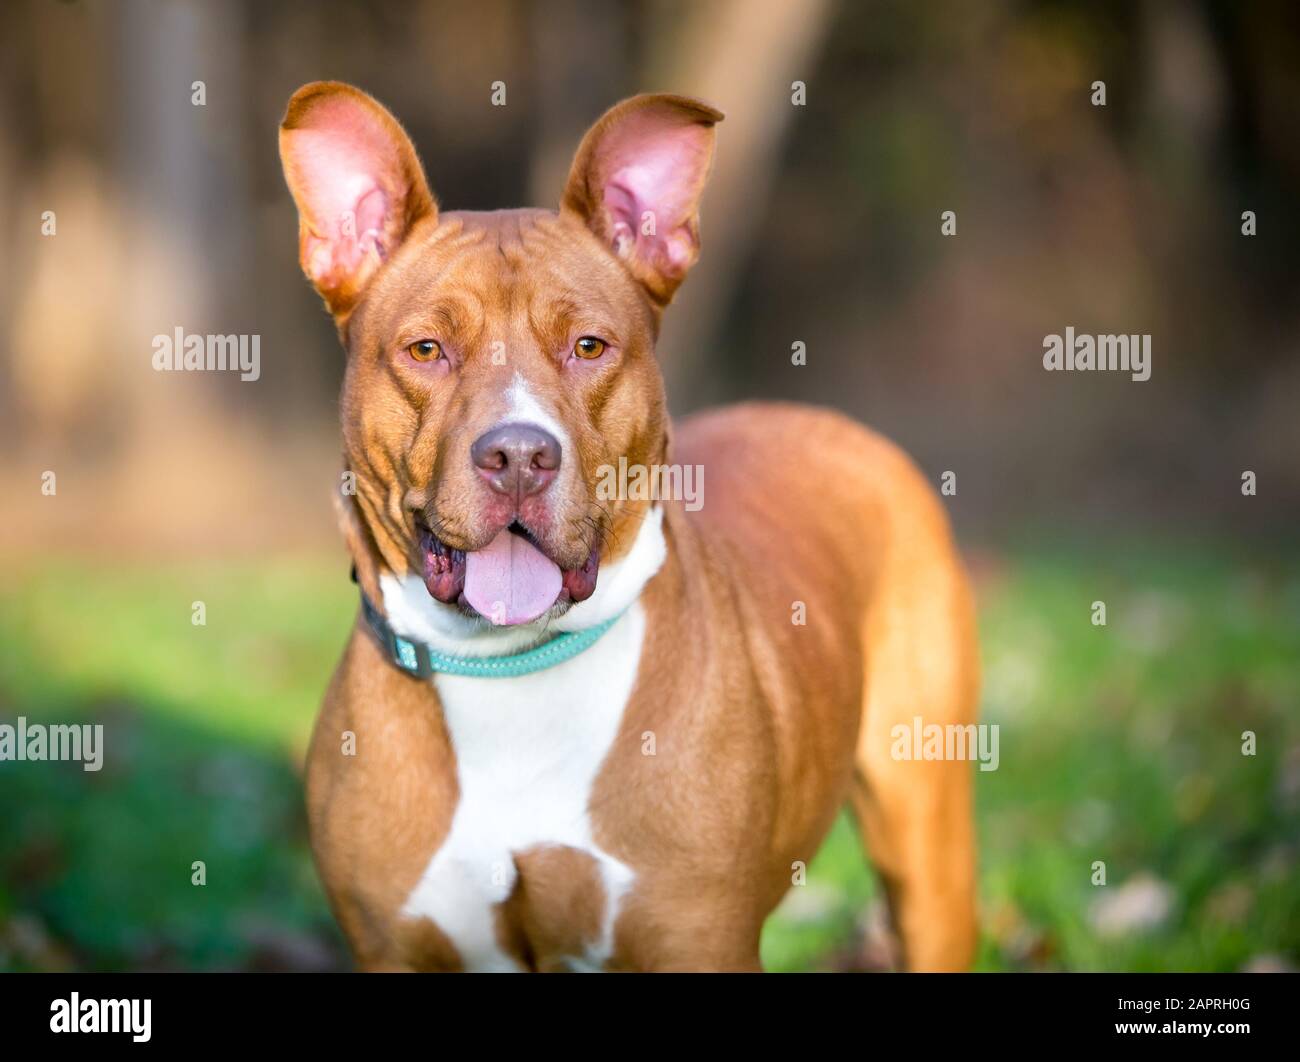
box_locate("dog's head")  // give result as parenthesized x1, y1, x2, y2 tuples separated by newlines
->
(280, 82, 720, 627)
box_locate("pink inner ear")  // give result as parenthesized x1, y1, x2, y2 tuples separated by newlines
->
(286, 99, 405, 286)
(597, 113, 712, 278)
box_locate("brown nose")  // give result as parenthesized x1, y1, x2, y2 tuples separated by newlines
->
(470, 422, 562, 498)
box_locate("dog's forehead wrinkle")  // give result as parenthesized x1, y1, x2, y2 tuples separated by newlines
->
(389, 213, 635, 356)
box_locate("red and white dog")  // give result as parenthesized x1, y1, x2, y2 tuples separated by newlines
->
(280, 82, 979, 972)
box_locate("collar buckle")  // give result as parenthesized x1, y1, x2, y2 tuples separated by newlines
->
(361, 593, 431, 677)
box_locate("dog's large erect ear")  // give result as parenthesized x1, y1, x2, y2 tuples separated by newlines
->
(280, 82, 435, 317)
(561, 94, 722, 306)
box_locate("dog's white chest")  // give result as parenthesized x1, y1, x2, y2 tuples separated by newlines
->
(399, 605, 643, 971)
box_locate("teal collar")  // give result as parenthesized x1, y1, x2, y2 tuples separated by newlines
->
(360, 592, 622, 679)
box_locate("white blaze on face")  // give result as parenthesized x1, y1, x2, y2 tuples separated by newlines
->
(503, 372, 571, 452)
(455, 373, 577, 626)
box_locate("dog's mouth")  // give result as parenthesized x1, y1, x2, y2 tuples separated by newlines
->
(418, 520, 599, 626)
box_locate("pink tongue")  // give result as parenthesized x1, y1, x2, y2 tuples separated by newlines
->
(464, 529, 563, 626)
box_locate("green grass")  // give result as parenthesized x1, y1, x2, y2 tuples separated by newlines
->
(764, 543, 1300, 971)
(1, 544, 1297, 971)
(0, 557, 354, 970)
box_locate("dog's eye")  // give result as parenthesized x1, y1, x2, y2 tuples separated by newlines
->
(407, 340, 442, 362)
(573, 336, 606, 360)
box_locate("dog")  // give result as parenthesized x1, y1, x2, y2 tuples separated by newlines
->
(279, 81, 979, 972)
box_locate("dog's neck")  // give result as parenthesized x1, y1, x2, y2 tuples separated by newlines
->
(379, 505, 667, 660)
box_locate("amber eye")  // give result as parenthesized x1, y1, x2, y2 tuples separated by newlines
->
(407, 340, 442, 362)
(573, 336, 606, 360)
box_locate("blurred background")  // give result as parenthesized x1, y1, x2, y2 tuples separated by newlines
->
(1, 0, 1296, 972)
